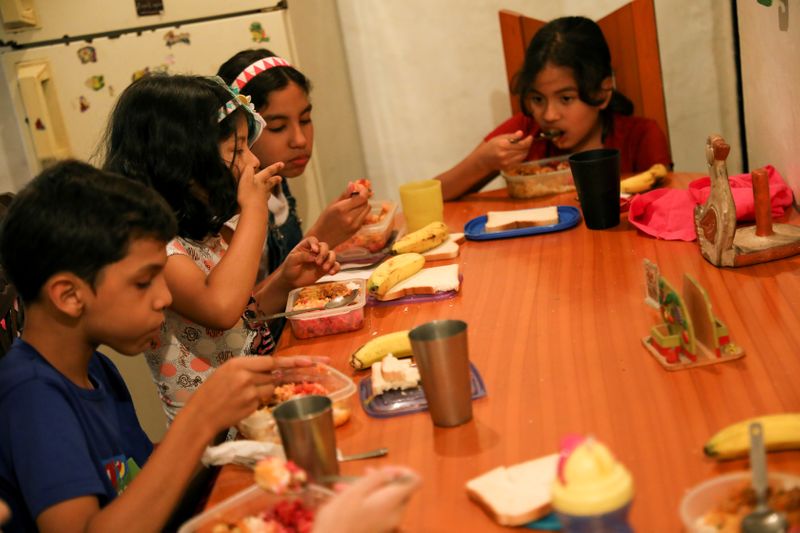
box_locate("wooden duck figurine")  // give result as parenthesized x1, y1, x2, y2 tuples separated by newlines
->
(694, 134, 800, 267)
(694, 135, 737, 266)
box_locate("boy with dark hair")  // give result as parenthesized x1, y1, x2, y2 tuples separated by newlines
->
(0, 160, 299, 532)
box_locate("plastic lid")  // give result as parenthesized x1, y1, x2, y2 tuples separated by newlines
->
(550, 436, 634, 516)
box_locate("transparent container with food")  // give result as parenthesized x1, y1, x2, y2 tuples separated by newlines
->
(285, 279, 366, 339)
(501, 154, 574, 199)
(334, 200, 397, 261)
(178, 482, 334, 533)
(239, 362, 357, 440)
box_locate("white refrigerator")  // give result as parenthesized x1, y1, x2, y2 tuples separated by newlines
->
(0, 0, 317, 190)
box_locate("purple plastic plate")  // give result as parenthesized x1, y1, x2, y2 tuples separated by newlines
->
(366, 274, 463, 307)
(359, 362, 486, 418)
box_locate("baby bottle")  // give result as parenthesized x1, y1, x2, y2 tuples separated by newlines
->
(551, 435, 635, 533)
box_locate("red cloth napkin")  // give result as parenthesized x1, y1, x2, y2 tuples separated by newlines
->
(628, 165, 794, 241)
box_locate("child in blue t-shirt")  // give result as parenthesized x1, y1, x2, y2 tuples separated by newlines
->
(0, 161, 419, 532)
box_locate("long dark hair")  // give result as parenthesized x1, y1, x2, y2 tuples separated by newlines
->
(217, 48, 311, 110)
(102, 74, 244, 240)
(514, 16, 633, 128)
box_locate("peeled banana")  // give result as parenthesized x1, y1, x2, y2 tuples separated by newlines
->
(620, 163, 669, 194)
(703, 413, 800, 460)
(391, 221, 449, 254)
(350, 330, 413, 370)
(367, 253, 425, 297)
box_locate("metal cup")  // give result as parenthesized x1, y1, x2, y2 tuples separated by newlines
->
(272, 395, 339, 479)
(409, 320, 472, 427)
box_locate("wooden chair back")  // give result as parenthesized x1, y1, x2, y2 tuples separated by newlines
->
(0, 192, 23, 357)
(499, 0, 670, 144)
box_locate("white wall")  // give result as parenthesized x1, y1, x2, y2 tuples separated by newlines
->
(336, 0, 742, 203)
(738, 0, 799, 201)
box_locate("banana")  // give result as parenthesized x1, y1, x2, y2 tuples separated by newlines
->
(703, 413, 800, 460)
(350, 330, 413, 370)
(367, 253, 425, 297)
(620, 163, 669, 194)
(391, 221, 449, 254)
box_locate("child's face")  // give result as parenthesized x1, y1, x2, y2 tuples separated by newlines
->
(251, 82, 314, 178)
(219, 114, 260, 182)
(525, 63, 610, 153)
(83, 237, 172, 355)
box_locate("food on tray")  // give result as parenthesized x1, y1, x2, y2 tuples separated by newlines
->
(273, 382, 329, 403)
(210, 498, 316, 533)
(696, 482, 800, 532)
(254, 457, 308, 495)
(465, 453, 560, 526)
(347, 178, 373, 197)
(485, 207, 559, 233)
(293, 281, 360, 311)
(377, 264, 460, 302)
(506, 160, 570, 176)
(620, 163, 668, 194)
(703, 413, 800, 460)
(350, 330, 413, 370)
(363, 200, 392, 224)
(421, 232, 464, 262)
(367, 253, 425, 297)
(391, 221, 449, 254)
(371, 354, 420, 396)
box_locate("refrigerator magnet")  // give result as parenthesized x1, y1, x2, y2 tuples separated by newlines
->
(77, 46, 97, 64)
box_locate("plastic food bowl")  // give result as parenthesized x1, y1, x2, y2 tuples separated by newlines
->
(285, 279, 367, 339)
(679, 471, 800, 532)
(501, 155, 574, 199)
(178, 482, 334, 532)
(334, 200, 397, 260)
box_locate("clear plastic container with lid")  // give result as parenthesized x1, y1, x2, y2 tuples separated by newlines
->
(178, 482, 333, 532)
(285, 279, 366, 339)
(501, 155, 574, 199)
(334, 200, 397, 261)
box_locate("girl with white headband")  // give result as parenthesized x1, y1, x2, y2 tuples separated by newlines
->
(217, 50, 372, 338)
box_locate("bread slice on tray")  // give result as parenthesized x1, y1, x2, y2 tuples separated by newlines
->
(465, 453, 559, 526)
(485, 207, 559, 233)
(377, 264, 460, 302)
(422, 233, 465, 261)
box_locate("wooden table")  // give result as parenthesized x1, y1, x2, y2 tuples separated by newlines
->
(206, 173, 800, 531)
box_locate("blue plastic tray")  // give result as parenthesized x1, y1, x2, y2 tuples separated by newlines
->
(464, 206, 581, 241)
(359, 362, 486, 418)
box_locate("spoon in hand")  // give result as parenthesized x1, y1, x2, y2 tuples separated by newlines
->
(259, 289, 359, 320)
(741, 422, 789, 533)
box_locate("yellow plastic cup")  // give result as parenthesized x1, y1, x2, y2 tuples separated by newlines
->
(399, 179, 444, 232)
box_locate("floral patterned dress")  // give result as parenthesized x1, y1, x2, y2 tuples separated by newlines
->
(144, 227, 275, 424)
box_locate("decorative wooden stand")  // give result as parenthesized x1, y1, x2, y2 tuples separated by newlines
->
(694, 134, 800, 267)
(642, 262, 744, 370)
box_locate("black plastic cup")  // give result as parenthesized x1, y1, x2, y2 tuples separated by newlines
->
(568, 148, 621, 230)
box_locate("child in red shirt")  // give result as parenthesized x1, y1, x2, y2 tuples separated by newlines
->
(436, 16, 671, 200)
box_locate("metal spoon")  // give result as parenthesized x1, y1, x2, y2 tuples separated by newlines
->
(741, 422, 789, 533)
(536, 129, 563, 140)
(261, 289, 359, 320)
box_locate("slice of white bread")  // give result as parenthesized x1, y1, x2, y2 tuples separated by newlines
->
(465, 453, 559, 526)
(485, 207, 559, 233)
(422, 233, 465, 261)
(371, 355, 420, 396)
(376, 264, 460, 302)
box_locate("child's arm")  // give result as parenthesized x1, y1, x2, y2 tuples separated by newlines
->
(36, 356, 312, 533)
(254, 236, 340, 314)
(164, 162, 283, 330)
(435, 130, 533, 201)
(313, 467, 421, 533)
(305, 189, 371, 248)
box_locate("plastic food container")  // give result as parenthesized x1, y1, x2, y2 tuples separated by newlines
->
(334, 200, 397, 260)
(178, 482, 334, 533)
(679, 471, 800, 532)
(286, 279, 366, 339)
(501, 155, 574, 199)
